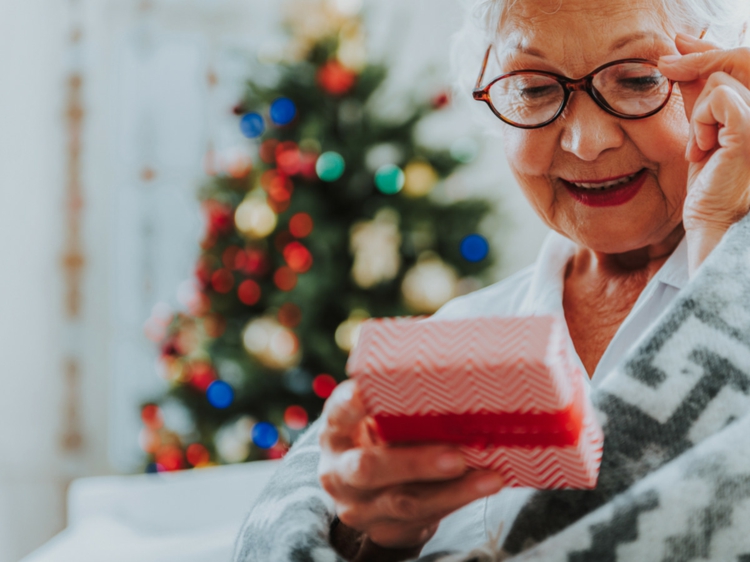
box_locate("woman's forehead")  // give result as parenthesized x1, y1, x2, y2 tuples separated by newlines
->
(495, 0, 676, 70)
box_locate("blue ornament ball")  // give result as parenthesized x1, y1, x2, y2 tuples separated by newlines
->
(206, 381, 234, 409)
(460, 234, 489, 262)
(252, 422, 279, 449)
(270, 97, 297, 126)
(145, 462, 159, 474)
(239, 112, 265, 138)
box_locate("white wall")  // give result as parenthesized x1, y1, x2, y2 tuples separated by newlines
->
(0, 1, 69, 560)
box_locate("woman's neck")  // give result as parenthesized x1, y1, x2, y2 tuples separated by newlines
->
(563, 223, 684, 377)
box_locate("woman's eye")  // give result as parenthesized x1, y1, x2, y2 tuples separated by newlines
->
(617, 75, 663, 91)
(520, 85, 558, 99)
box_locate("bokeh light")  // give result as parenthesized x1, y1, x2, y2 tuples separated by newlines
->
(283, 242, 313, 273)
(206, 380, 234, 409)
(313, 374, 338, 399)
(316, 151, 345, 182)
(460, 234, 489, 262)
(374, 164, 405, 195)
(235, 198, 277, 239)
(284, 405, 309, 430)
(270, 97, 297, 126)
(156, 445, 184, 472)
(238, 279, 261, 305)
(274, 266, 298, 291)
(211, 269, 234, 293)
(289, 213, 313, 238)
(141, 404, 163, 429)
(239, 112, 265, 138)
(403, 161, 438, 198)
(188, 362, 216, 392)
(186, 443, 211, 467)
(252, 421, 279, 449)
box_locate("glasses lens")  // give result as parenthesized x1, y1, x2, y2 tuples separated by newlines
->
(593, 62, 670, 116)
(488, 74, 564, 126)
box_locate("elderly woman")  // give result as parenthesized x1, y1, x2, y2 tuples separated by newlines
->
(235, 0, 750, 560)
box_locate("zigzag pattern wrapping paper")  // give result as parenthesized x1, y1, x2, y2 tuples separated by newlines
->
(346, 315, 603, 489)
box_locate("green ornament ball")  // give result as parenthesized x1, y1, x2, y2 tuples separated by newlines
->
(316, 152, 346, 182)
(374, 164, 405, 195)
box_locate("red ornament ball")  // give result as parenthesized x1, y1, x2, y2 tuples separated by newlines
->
(267, 174, 294, 203)
(211, 268, 235, 293)
(238, 279, 261, 305)
(186, 443, 211, 467)
(432, 91, 451, 109)
(202, 200, 233, 238)
(156, 445, 184, 472)
(266, 443, 289, 460)
(141, 404, 163, 429)
(188, 361, 216, 392)
(289, 213, 314, 238)
(242, 248, 269, 276)
(316, 61, 357, 96)
(313, 374, 338, 399)
(283, 242, 313, 273)
(274, 267, 298, 291)
(284, 405, 309, 430)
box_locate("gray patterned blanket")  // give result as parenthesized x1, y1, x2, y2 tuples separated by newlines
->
(234, 214, 750, 562)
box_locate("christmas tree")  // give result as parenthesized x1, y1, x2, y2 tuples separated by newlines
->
(139, 0, 497, 471)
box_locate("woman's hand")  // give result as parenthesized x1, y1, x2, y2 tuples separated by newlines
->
(318, 380, 504, 560)
(658, 34, 750, 275)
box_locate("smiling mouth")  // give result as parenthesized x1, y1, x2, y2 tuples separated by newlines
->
(561, 169, 648, 207)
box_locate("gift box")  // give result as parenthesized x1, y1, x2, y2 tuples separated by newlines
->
(345, 315, 603, 489)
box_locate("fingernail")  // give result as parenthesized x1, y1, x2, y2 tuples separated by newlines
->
(660, 54, 682, 64)
(437, 452, 464, 473)
(676, 32, 699, 42)
(476, 474, 503, 494)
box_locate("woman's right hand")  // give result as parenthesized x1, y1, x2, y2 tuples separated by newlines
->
(318, 380, 505, 555)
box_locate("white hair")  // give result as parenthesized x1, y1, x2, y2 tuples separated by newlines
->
(450, 0, 750, 114)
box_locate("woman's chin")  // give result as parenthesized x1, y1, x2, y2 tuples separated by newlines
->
(560, 217, 677, 255)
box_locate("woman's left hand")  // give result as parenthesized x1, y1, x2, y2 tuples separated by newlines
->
(658, 34, 750, 273)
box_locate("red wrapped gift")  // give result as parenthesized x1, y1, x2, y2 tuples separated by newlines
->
(346, 315, 603, 489)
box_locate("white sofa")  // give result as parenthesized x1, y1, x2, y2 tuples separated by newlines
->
(21, 461, 279, 562)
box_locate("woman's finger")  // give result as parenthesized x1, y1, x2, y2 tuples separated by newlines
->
(685, 72, 750, 158)
(659, 45, 750, 86)
(333, 443, 467, 490)
(691, 83, 750, 156)
(370, 470, 504, 524)
(365, 521, 439, 550)
(320, 380, 367, 451)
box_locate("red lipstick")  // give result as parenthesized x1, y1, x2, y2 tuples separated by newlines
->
(562, 169, 647, 208)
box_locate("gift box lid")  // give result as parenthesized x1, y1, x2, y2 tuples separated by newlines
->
(346, 315, 578, 417)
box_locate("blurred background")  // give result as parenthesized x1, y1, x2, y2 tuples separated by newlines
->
(0, 0, 548, 560)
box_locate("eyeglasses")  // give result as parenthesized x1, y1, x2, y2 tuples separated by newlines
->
(472, 45, 675, 129)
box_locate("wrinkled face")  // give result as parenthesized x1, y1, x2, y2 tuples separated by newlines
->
(494, 0, 694, 253)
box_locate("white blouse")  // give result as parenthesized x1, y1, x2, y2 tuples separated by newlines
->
(420, 229, 689, 555)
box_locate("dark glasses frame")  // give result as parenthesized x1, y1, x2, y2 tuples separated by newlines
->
(472, 44, 676, 129)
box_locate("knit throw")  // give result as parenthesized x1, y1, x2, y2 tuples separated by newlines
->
(233, 214, 750, 562)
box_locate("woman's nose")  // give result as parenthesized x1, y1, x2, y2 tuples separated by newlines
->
(559, 92, 625, 161)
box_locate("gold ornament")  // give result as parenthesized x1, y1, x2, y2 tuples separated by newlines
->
(335, 309, 369, 352)
(235, 195, 277, 239)
(403, 160, 438, 198)
(215, 416, 256, 463)
(401, 253, 459, 314)
(349, 208, 402, 288)
(242, 317, 301, 370)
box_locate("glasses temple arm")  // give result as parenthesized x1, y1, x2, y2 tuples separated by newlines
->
(475, 45, 493, 90)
